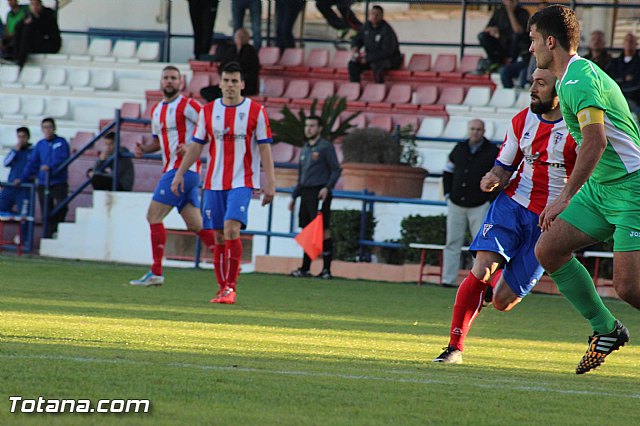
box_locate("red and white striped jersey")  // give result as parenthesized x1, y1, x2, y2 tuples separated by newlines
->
(497, 108, 578, 215)
(193, 97, 272, 190)
(150, 95, 202, 173)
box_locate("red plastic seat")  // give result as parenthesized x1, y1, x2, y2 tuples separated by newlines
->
(348, 83, 386, 109)
(432, 54, 457, 73)
(393, 115, 419, 132)
(258, 47, 281, 67)
(436, 86, 465, 105)
(186, 73, 211, 96)
(306, 48, 330, 68)
(341, 111, 366, 129)
(262, 78, 285, 98)
(368, 84, 410, 112)
(70, 131, 97, 154)
(278, 48, 304, 67)
(336, 82, 361, 102)
(121, 102, 141, 119)
(368, 115, 393, 132)
(271, 143, 296, 163)
(291, 81, 335, 109)
(268, 79, 310, 105)
(119, 132, 144, 152)
(313, 50, 351, 76)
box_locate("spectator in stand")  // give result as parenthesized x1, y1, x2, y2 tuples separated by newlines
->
(289, 115, 342, 280)
(200, 28, 260, 102)
(187, 0, 219, 60)
(231, 0, 262, 49)
(0, 127, 33, 217)
(583, 30, 611, 71)
(316, 0, 362, 39)
(14, 118, 70, 238)
(441, 119, 499, 288)
(275, 0, 305, 51)
(0, 0, 29, 59)
(11, 0, 61, 67)
(348, 5, 401, 84)
(475, 0, 530, 74)
(607, 33, 640, 110)
(87, 132, 135, 192)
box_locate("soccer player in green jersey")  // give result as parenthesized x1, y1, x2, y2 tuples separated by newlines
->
(529, 5, 640, 374)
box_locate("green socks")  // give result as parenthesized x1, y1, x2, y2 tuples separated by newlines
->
(549, 257, 617, 334)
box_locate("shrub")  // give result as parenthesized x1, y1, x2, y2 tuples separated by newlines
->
(331, 209, 376, 262)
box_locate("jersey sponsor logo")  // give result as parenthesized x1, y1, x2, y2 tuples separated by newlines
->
(564, 79, 580, 85)
(482, 224, 493, 237)
(525, 152, 566, 169)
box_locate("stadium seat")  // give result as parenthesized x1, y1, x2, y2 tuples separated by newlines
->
(90, 69, 115, 90)
(492, 120, 511, 142)
(436, 86, 465, 105)
(136, 41, 161, 62)
(61, 36, 88, 56)
(271, 143, 296, 163)
(0, 65, 20, 85)
(341, 111, 366, 129)
(68, 69, 92, 91)
(393, 115, 419, 132)
(44, 98, 70, 119)
(262, 78, 285, 98)
(348, 83, 386, 109)
(416, 53, 456, 79)
(291, 80, 335, 109)
(121, 102, 142, 119)
(388, 53, 431, 79)
(87, 38, 113, 58)
(515, 90, 530, 109)
(259, 46, 281, 72)
(22, 97, 45, 119)
(440, 54, 483, 80)
(336, 82, 361, 102)
(463, 86, 492, 107)
(416, 116, 446, 139)
(441, 116, 470, 140)
(278, 48, 304, 68)
(6, 66, 43, 88)
(368, 115, 393, 132)
(186, 73, 211, 96)
(313, 50, 351, 76)
(334, 143, 344, 163)
(268, 79, 310, 105)
(42, 68, 67, 88)
(488, 87, 517, 109)
(0, 97, 21, 118)
(70, 131, 96, 154)
(119, 132, 144, 151)
(112, 40, 137, 60)
(369, 83, 411, 112)
(305, 48, 330, 69)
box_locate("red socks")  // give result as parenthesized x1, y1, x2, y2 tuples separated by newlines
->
(213, 244, 226, 291)
(150, 223, 166, 276)
(448, 272, 489, 351)
(225, 238, 242, 290)
(198, 229, 216, 253)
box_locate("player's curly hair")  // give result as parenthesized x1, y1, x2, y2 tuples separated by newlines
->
(529, 5, 580, 52)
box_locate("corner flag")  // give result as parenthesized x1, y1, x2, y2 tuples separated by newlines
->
(294, 212, 324, 260)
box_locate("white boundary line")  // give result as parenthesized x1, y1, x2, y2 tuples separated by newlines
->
(3, 353, 639, 400)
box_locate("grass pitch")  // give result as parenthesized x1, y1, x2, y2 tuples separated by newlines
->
(1, 256, 639, 425)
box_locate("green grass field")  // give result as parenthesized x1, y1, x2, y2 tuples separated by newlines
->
(1, 256, 639, 425)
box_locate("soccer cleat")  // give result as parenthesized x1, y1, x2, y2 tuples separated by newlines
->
(210, 286, 236, 304)
(433, 346, 463, 364)
(290, 269, 312, 278)
(129, 271, 164, 287)
(317, 269, 333, 280)
(576, 320, 629, 374)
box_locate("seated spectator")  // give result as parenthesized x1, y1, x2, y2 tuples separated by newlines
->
(11, 0, 61, 67)
(231, 0, 262, 49)
(607, 33, 640, 110)
(200, 28, 260, 102)
(275, 0, 305, 51)
(0, 127, 33, 216)
(0, 0, 30, 59)
(475, 0, 529, 74)
(583, 30, 611, 71)
(316, 0, 362, 39)
(348, 5, 401, 83)
(87, 132, 135, 192)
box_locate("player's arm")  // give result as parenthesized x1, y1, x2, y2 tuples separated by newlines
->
(539, 107, 607, 231)
(259, 143, 275, 206)
(135, 136, 161, 158)
(171, 141, 204, 196)
(480, 164, 513, 192)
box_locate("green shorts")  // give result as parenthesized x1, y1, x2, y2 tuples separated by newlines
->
(559, 170, 640, 251)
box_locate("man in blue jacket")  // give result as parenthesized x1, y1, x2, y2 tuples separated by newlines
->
(1, 127, 33, 215)
(14, 118, 70, 238)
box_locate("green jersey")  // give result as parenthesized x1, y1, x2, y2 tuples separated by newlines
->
(557, 55, 640, 183)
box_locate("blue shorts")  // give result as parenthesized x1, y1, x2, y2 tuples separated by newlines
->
(152, 169, 200, 212)
(469, 192, 544, 298)
(202, 187, 253, 230)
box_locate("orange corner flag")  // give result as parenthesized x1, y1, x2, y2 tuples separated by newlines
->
(294, 212, 324, 260)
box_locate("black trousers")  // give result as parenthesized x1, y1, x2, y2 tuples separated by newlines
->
(13, 21, 61, 66)
(316, 0, 362, 31)
(37, 183, 68, 238)
(348, 58, 400, 83)
(188, 0, 219, 58)
(275, 0, 305, 50)
(298, 186, 332, 229)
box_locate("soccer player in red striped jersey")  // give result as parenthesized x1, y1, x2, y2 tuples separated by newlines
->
(433, 68, 578, 364)
(171, 62, 276, 304)
(130, 65, 218, 287)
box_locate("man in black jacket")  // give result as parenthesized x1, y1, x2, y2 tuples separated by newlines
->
(348, 5, 401, 83)
(12, 0, 61, 67)
(607, 32, 640, 109)
(441, 119, 499, 287)
(87, 132, 135, 192)
(289, 116, 342, 279)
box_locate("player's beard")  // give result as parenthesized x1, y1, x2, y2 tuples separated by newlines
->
(163, 86, 179, 98)
(530, 97, 554, 114)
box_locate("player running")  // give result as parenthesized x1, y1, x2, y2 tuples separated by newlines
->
(530, 5, 640, 374)
(434, 68, 578, 364)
